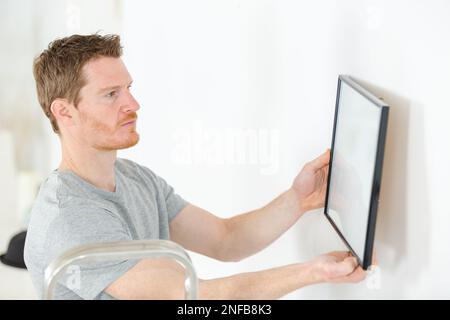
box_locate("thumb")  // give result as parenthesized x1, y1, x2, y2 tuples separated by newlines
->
(308, 149, 331, 172)
(331, 257, 358, 277)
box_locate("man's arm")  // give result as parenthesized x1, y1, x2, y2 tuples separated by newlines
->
(170, 150, 330, 262)
(105, 250, 365, 300)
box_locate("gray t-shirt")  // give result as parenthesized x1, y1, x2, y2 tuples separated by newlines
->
(24, 158, 189, 300)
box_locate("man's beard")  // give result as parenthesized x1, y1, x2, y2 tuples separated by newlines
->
(96, 131, 140, 151)
(86, 115, 140, 151)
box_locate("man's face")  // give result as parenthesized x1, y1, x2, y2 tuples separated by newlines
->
(74, 57, 140, 151)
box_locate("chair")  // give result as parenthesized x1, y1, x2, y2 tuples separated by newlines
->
(43, 239, 198, 300)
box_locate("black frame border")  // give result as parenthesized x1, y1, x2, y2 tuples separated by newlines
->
(323, 75, 389, 270)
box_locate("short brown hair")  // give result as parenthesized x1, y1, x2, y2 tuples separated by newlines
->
(33, 34, 123, 134)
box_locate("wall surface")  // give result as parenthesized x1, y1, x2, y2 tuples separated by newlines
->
(1, 0, 449, 299)
(120, 0, 450, 299)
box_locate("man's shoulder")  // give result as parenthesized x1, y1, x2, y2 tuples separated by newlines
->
(116, 158, 158, 182)
(35, 170, 114, 211)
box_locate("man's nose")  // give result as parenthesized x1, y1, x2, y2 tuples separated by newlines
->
(122, 91, 140, 113)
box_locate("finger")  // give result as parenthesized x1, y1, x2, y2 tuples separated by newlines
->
(371, 250, 378, 266)
(345, 266, 367, 283)
(327, 250, 353, 261)
(308, 149, 331, 172)
(319, 165, 330, 187)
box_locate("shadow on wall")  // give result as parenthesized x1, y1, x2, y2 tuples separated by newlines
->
(295, 77, 431, 298)
(355, 78, 431, 294)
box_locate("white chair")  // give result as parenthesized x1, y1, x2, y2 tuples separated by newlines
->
(43, 239, 198, 300)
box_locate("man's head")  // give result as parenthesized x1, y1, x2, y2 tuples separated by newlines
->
(33, 34, 140, 150)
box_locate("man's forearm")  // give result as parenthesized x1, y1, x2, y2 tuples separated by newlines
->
(200, 261, 317, 299)
(221, 188, 304, 262)
(107, 258, 320, 300)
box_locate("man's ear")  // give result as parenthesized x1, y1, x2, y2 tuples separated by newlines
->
(50, 98, 77, 129)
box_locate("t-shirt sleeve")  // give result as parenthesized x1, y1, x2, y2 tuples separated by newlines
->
(45, 205, 139, 300)
(154, 173, 189, 221)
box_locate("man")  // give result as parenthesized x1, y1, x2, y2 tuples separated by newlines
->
(24, 34, 366, 300)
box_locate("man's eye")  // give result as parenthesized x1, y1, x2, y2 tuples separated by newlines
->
(106, 91, 116, 98)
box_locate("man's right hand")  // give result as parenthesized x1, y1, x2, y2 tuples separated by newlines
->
(309, 251, 367, 284)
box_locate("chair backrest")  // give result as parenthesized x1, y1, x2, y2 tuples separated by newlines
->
(43, 239, 198, 300)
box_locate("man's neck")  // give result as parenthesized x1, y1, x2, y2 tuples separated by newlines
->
(59, 143, 118, 193)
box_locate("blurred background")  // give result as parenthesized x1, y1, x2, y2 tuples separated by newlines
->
(1, 0, 449, 299)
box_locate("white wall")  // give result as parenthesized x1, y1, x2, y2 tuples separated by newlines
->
(120, 0, 450, 299)
(1, 0, 448, 299)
